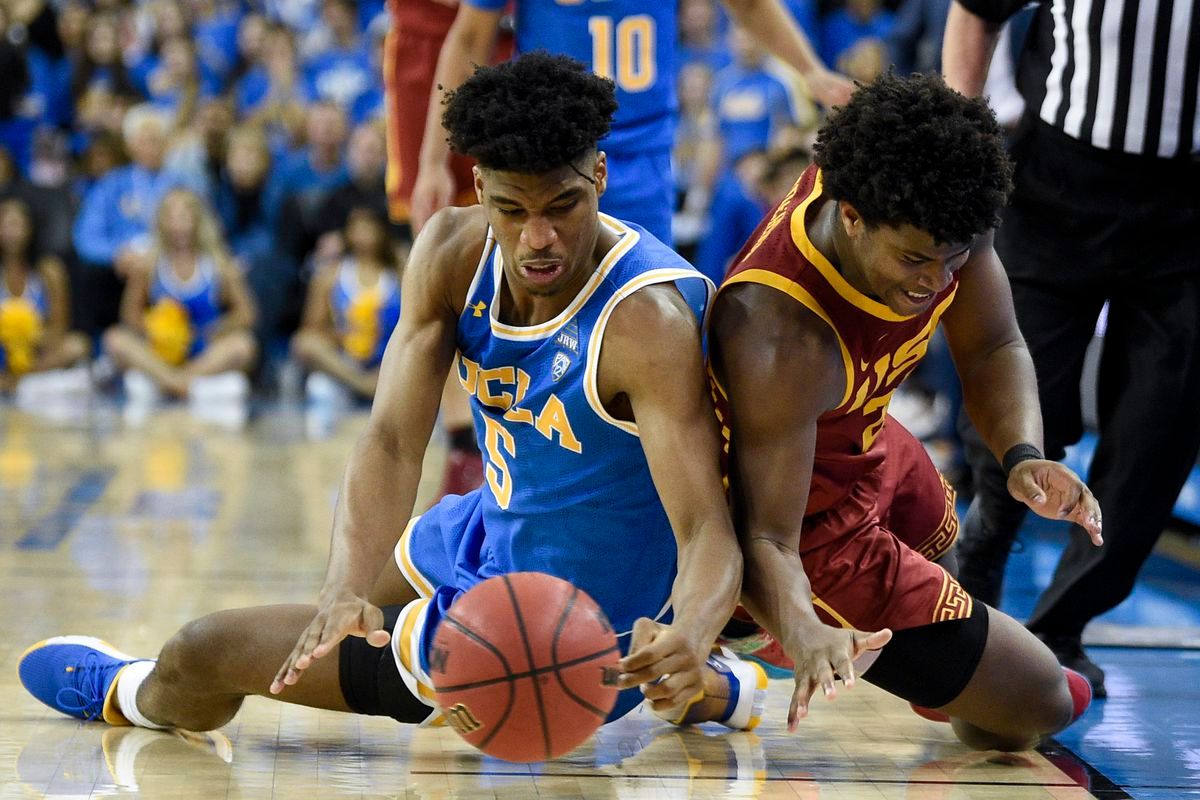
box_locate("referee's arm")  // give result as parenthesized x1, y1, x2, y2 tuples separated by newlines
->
(942, 0, 1031, 96)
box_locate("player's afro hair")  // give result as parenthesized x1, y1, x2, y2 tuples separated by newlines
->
(814, 72, 1014, 244)
(443, 51, 618, 173)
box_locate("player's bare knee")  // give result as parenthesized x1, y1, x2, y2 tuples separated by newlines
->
(102, 327, 133, 362)
(291, 330, 319, 366)
(158, 614, 236, 688)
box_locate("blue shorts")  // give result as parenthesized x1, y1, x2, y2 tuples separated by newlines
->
(600, 148, 673, 246)
(393, 489, 669, 722)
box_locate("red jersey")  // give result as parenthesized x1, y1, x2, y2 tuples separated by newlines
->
(388, 0, 459, 39)
(712, 165, 960, 514)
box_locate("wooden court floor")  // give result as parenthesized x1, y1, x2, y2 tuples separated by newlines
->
(0, 405, 1110, 799)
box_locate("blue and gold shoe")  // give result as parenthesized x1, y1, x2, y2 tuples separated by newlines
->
(18, 636, 143, 724)
(653, 647, 769, 731)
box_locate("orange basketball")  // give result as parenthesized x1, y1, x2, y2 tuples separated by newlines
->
(429, 572, 621, 762)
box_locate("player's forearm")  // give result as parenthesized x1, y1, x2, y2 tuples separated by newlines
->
(323, 428, 424, 598)
(722, 0, 826, 79)
(942, 2, 1002, 97)
(670, 520, 743, 655)
(741, 536, 826, 652)
(418, 19, 494, 170)
(960, 339, 1045, 460)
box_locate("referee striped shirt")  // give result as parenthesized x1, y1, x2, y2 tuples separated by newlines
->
(958, 0, 1200, 158)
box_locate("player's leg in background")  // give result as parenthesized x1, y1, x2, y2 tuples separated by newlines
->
(954, 277, 1105, 607)
(1026, 269, 1200, 653)
(436, 371, 483, 499)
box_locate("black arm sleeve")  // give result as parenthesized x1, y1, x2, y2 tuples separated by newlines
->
(954, 0, 1041, 25)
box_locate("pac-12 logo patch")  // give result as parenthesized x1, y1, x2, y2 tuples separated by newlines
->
(551, 351, 572, 382)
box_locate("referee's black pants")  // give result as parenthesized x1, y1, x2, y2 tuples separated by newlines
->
(957, 119, 1200, 637)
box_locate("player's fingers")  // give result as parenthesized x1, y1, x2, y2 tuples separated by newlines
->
(817, 662, 838, 701)
(1071, 492, 1104, 545)
(643, 671, 703, 708)
(836, 642, 857, 690)
(270, 648, 301, 694)
(1010, 471, 1047, 507)
(854, 628, 892, 655)
(788, 678, 815, 732)
(618, 618, 662, 673)
(291, 619, 329, 672)
(618, 650, 694, 689)
(356, 602, 392, 647)
(271, 623, 320, 693)
(311, 615, 354, 660)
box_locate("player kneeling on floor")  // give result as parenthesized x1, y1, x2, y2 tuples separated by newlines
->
(18, 53, 762, 759)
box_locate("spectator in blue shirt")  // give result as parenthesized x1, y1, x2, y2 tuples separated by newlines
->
(235, 24, 307, 155)
(712, 28, 798, 166)
(263, 100, 349, 228)
(677, 0, 732, 79)
(301, 0, 378, 113)
(694, 148, 769, 285)
(227, 13, 269, 89)
(69, 14, 141, 115)
(145, 36, 222, 130)
(191, 0, 244, 89)
(73, 105, 194, 335)
(820, 0, 895, 70)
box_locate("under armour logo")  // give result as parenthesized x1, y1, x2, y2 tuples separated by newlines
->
(470, 301, 487, 317)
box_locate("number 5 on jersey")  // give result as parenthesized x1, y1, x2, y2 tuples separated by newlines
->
(483, 415, 516, 509)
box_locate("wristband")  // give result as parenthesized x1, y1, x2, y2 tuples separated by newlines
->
(1002, 443, 1043, 475)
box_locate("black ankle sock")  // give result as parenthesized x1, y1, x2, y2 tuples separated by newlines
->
(448, 426, 479, 454)
(720, 617, 762, 640)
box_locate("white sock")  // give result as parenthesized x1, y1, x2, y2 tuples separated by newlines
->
(115, 660, 169, 730)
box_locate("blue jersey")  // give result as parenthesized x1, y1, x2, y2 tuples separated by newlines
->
(450, 214, 712, 635)
(149, 256, 223, 357)
(466, 0, 677, 154)
(330, 259, 402, 368)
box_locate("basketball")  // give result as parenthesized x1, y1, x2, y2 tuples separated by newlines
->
(429, 572, 621, 762)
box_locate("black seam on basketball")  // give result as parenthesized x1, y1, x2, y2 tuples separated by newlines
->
(503, 573, 553, 760)
(432, 644, 621, 692)
(440, 613, 516, 749)
(551, 587, 610, 719)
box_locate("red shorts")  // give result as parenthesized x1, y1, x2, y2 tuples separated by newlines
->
(802, 418, 971, 632)
(383, 24, 477, 223)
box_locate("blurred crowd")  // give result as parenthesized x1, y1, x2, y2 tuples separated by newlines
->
(0, 0, 1011, 439)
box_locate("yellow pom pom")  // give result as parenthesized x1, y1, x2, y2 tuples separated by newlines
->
(0, 297, 44, 347)
(342, 290, 382, 362)
(145, 298, 194, 366)
(0, 298, 44, 376)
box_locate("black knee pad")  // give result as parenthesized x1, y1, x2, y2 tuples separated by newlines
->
(339, 604, 430, 723)
(862, 602, 990, 708)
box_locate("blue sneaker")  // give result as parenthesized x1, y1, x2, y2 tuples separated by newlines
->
(18, 636, 143, 723)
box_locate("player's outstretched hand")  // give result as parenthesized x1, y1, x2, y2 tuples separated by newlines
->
(617, 618, 706, 713)
(803, 68, 855, 108)
(270, 589, 390, 695)
(786, 623, 891, 733)
(410, 162, 456, 234)
(1007, 460, 1104, 546)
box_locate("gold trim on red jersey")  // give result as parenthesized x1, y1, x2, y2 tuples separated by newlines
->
(789, 171, 923, 322)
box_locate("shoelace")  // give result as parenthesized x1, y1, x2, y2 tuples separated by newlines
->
(54, 651, 109, 721)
